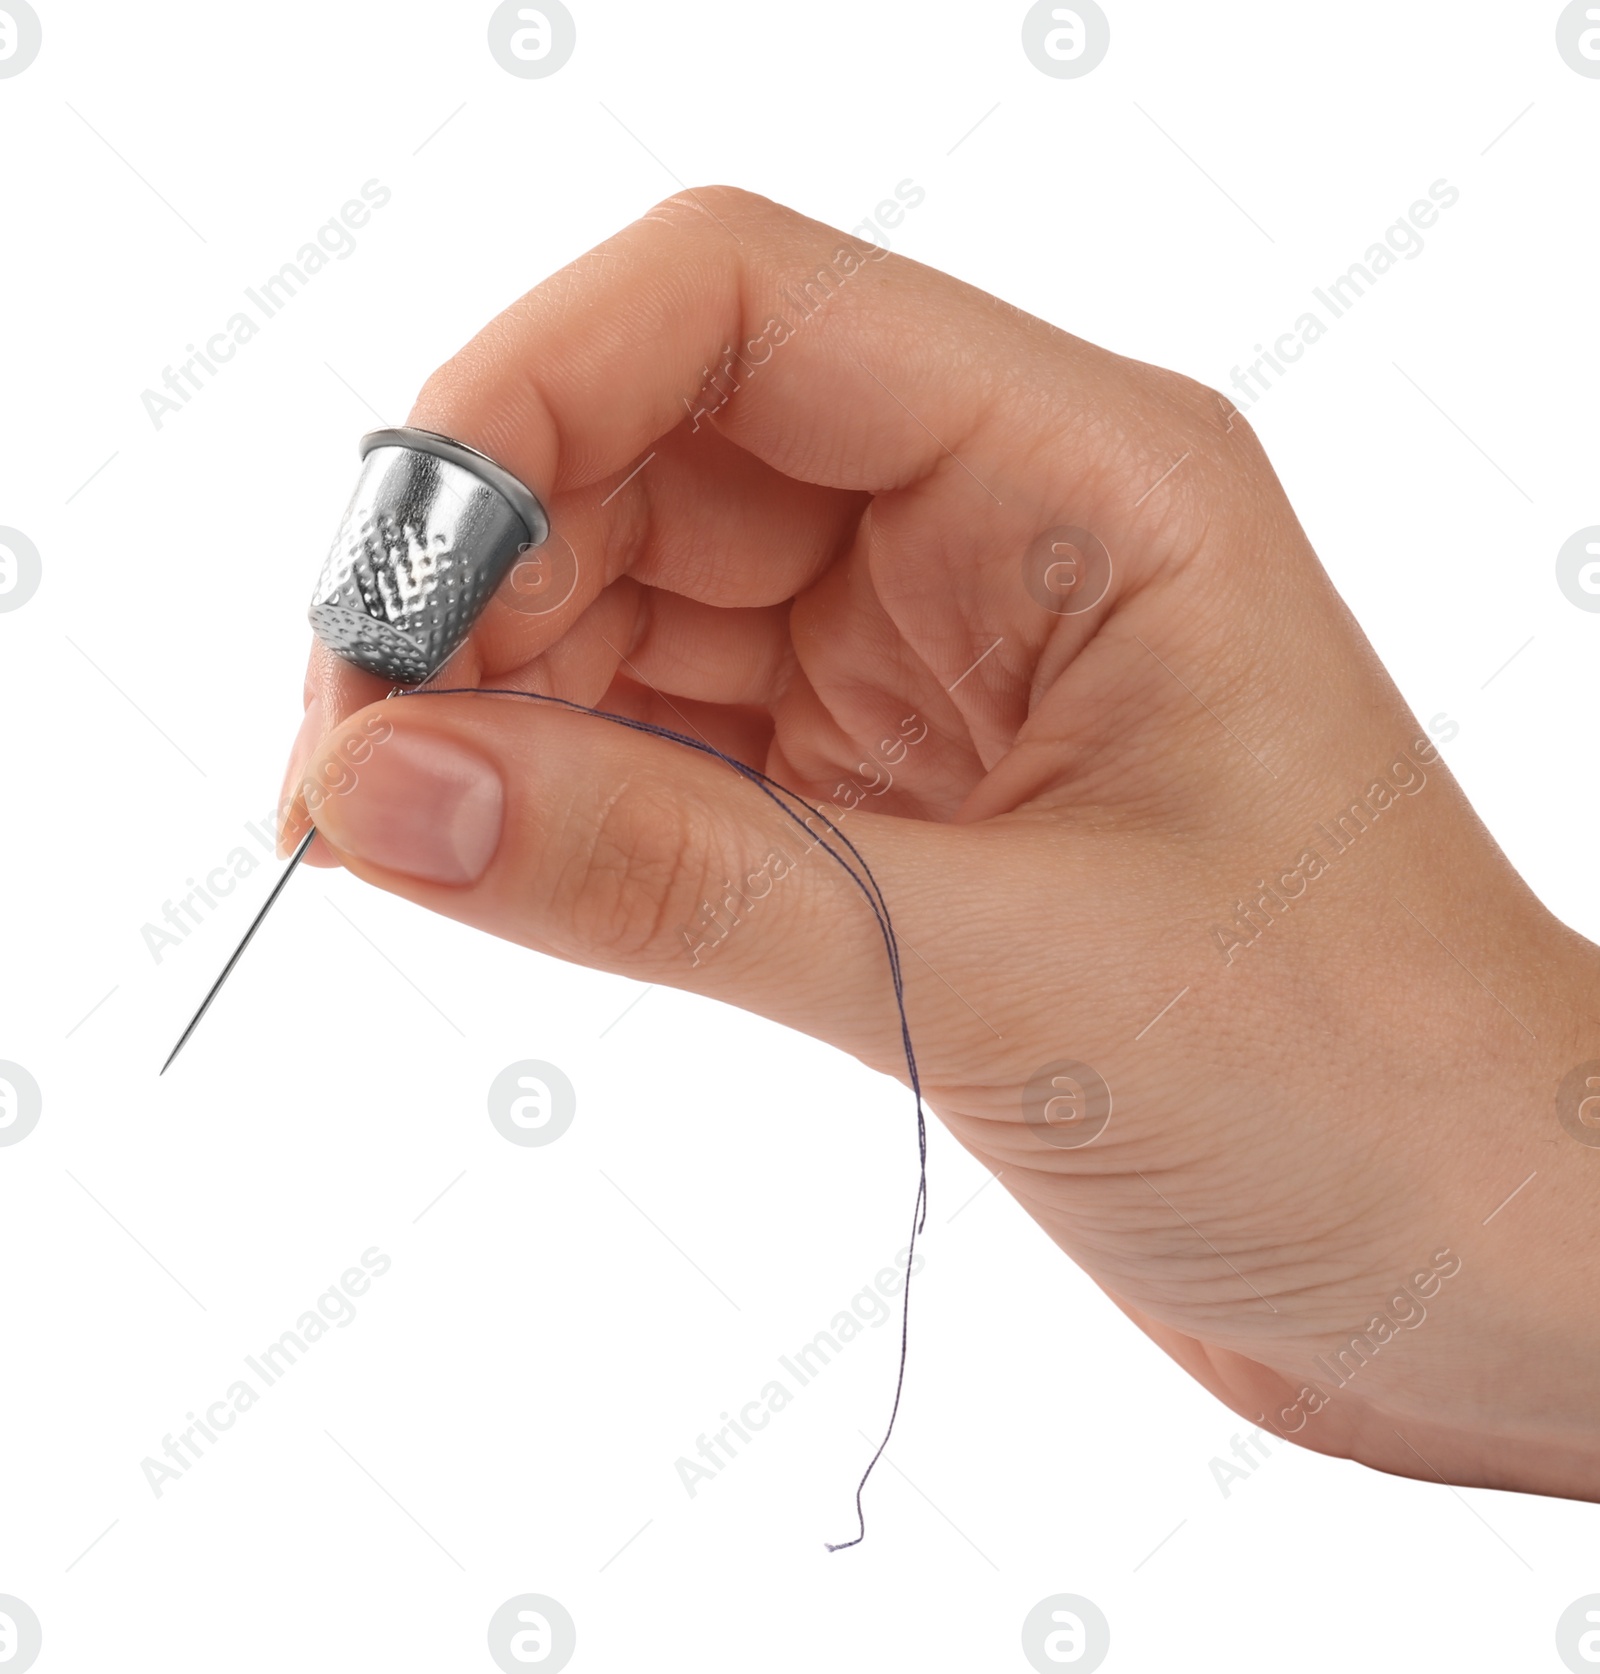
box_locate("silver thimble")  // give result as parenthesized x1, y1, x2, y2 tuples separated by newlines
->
(309, 427, 550, 685)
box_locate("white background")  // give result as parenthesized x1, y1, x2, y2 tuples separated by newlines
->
(2, 2, 1599, 1670)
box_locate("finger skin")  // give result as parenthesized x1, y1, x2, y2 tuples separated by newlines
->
(302, 694, 952, 1074)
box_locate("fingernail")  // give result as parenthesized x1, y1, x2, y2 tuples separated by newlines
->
(305, 725, 504, 885)
(276, 698, 324, 857)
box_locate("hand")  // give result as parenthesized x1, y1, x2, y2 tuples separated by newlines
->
(279, 187, 1600, 1499)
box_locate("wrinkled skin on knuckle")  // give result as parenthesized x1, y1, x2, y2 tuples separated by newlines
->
(1165, 369, 1276, 482)
(556, 774, 717, 969)
(643, 184, 783, 238)
(1113, 367, 1294, 575)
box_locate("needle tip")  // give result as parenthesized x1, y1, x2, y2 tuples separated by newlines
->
(156, 827, 314, 1077)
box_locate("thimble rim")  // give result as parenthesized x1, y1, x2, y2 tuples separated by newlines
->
(359, 426, 550, 549)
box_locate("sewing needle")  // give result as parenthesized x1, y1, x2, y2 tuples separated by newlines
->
(159, 827, 316, 1074)
(157, 426, 547, 1075)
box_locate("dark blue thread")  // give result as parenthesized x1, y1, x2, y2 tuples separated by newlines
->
(400, 685, 927, 1551)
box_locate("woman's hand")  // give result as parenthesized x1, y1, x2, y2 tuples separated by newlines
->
(278, 187, 1600, 1500)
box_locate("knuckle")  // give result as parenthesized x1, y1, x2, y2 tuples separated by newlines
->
(1177, 370, 1263, 449)
(1132, 366, 1271, 484)
(1153, 367, 1233, 427)
(412, 361, 462, 427)
(561, 780, 711, 966)
(645, 183, 779, 233)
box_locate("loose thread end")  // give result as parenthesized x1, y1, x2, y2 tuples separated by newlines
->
(401, 686, 928, 1558)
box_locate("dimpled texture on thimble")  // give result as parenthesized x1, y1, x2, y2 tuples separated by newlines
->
(309, 446, 531, 684)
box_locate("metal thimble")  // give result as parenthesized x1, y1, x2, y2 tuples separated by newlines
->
(308, 427, 550, 685)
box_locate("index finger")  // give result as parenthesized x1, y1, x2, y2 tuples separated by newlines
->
(285, 186, 1235, 849)
(412, 183, 1140, 505)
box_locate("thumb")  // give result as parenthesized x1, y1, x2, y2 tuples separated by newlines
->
(300, 691, 946, 1070)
